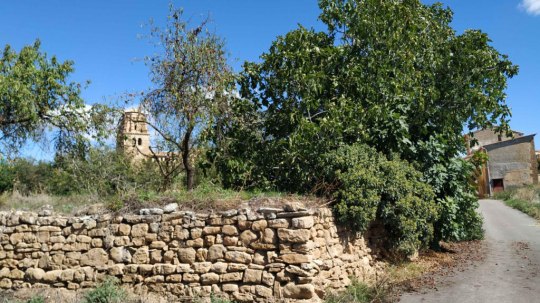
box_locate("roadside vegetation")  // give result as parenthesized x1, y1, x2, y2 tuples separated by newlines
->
(495, 185, 540, 220)
(1, 0, 516, 260)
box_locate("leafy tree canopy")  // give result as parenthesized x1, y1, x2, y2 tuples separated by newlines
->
(0, 40, 110, 156)
(217, 0, 514, 248)
(141, 6, 234, 190)
(240, 0, 517, 169)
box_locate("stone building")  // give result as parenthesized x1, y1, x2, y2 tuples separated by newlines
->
(468, 129, 538, 195)
(117, 111, 152, 161)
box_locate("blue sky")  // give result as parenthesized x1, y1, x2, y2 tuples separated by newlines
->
(1, 0, 539, 159)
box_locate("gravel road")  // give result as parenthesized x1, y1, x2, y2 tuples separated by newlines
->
(400, 199, 540, 303)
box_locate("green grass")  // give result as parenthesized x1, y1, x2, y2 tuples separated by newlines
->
(82, 277, 126, 303)
(494, 185, 540, 221)
(505, 198, 540, 220)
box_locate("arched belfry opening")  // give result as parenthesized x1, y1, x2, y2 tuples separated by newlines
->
(117, 110, 151, 161)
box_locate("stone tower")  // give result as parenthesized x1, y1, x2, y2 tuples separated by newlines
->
(117, 111, 151, 161)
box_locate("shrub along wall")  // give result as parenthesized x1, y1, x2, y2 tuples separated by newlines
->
(0, 202, 381, 302)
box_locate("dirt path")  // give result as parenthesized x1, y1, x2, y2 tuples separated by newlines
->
(400, 199, 540, 303)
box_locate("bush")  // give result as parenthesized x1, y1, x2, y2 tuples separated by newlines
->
(324, 279, 390, 303)
(82, 277, 125, 303)
(425, 158, 484, 242)
(25, 297, 45, 303)
(0, 159, 14, 193)
(322, 144, 437, 257)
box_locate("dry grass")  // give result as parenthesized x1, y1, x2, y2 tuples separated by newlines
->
(495, 184, 540, 221)
(0, 191, 102, 214)
(0, 184, 325, 216)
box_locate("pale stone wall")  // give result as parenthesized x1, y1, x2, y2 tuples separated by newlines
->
(487, 139, 538, 187)
(0, 203, 380, 302)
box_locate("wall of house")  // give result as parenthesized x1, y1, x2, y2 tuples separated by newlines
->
(469, 129, 521, 151)
(487, 140, 538, 188)
(0, 203, 381, 302)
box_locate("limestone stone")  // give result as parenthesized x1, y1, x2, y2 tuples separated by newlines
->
(256, 285, 273, 298)
(251, 220, 268, 231)
(150, 241, 167, 249)
(222, 283, 239, 292)
(277, 228, 311, 243)
(60, 269, 75, 282)
(176, 264, 191, 273)
(192, 262, 212, 274)
(283, 202, 307, 212)
(191, 228, 203, 239)
(163, 203, 178, 213)
(222, 225, 238, 236)
(203, 226, 221, 235)
(80, 248, 108, 266)
(43, 270, 62, 283)
(153, 264, 176, 275)
(262, 228, 277, 244)
(108, 264, 124, 276)
(227, 263, 248, 272)
(178, 248, 196, 264)
(139, 208, 164, 215)
(239, 230, 258, 246)
(207, 244, 226, 261)
(188, 238, 204, 248)
(201, 272, 219, 284)
(262, 271, 275, 286)
(223, 236, 238, 246)
(292, 216, 315, 229)
(220, 272, 243, 282)
(283, 283, 315, 299)
(0, 278, 12, 289)
(163, 250, 175, 263)
(131, 223, 149, 237)
(232, 292, 253, 303)
(150, 250, 162, 263)
(110, 247, 132, 263)
(243, 268, 262, 283)
(224, 251, 252, 264)
(183, 273, 200, 283)
(118, 224, 131, 236)
(132, 247, 149, 264)
(25, 268, 45, 281)
(280, 253, 312, 264)
(166, 274, 182, 282)
(211, 262, 228, 274)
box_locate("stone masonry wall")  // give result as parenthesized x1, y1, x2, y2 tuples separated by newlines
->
(0, 202, 380, 302)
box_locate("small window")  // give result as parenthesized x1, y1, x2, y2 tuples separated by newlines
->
(134, 123, 138, 131)
(498, 134, 502, 142)
(132, 138, 136, 147)
(138, 138, 142, 146)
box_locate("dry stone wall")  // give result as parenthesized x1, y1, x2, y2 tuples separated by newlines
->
(0, 202, 380, 302)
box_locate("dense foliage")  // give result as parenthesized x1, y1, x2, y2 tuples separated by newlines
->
(0, 148, 162, 197)
(322, 144, 437, 255)
(216, 0, 516, 251)
(0, 40, 111, 156)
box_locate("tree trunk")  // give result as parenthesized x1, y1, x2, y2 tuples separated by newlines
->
(182, 126, 195, 191)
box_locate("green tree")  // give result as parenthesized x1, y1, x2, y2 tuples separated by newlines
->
(141, 6, 234, 191)
(0, 40, 110, 156)
(221, 0, 515, 244)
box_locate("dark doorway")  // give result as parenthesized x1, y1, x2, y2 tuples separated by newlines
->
(492, 179, 504, 193)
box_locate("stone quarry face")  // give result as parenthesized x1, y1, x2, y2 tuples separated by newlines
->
(0, 202, 381, 302)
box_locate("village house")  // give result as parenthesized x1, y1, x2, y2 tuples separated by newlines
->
(468, 129, 538, 196)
